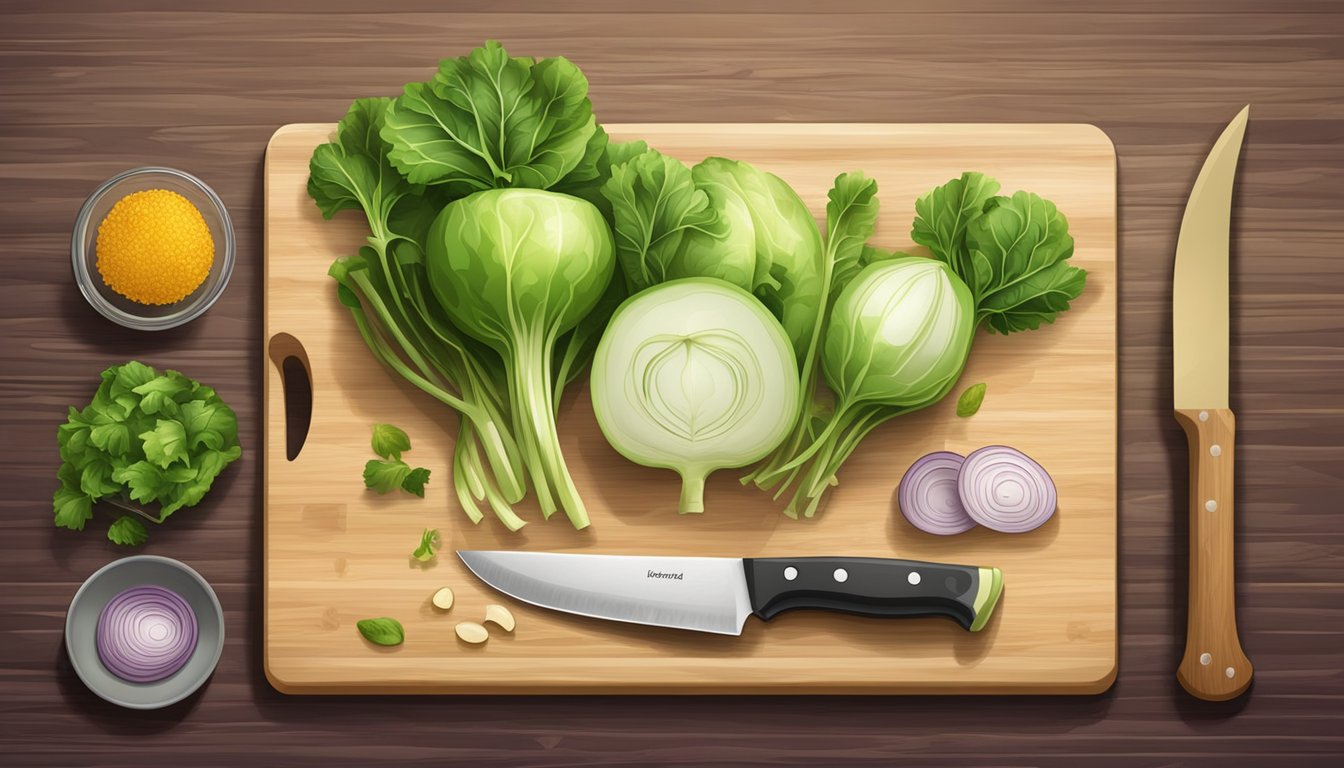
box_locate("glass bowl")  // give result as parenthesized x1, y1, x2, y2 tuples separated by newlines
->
(71, 167, 235, 331)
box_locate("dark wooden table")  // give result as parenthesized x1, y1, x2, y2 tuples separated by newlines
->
(3, 1, 1341, 765)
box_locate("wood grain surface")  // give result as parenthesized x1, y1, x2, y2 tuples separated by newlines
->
(264, 122, 1116, 694)
(1, 0, 1341, 764)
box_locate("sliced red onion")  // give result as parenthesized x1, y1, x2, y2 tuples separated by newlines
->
(958, 445, 1057, 533)
(898, 451, 976, 535)
(96, 584, 198, 683)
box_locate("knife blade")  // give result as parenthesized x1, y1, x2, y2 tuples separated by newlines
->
(1172, 105, 1253, 701)
(458, 550, 1003, 634)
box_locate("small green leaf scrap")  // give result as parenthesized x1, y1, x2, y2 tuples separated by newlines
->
(370, 423, 412, 460)
(956, 382, 987, 418)
(107, 515, 149, 546)
(411, 528, 440, 562)
(363, 424, 431, 496)
(356, 617, 405, 646)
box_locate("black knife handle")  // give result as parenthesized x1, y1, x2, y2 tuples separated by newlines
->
(743, 557, 1003, 631)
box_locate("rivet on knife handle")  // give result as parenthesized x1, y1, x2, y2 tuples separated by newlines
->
(1175, 408, 1252, 700)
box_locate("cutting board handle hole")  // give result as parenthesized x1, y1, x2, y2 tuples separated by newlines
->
(268, 332, 312, 461)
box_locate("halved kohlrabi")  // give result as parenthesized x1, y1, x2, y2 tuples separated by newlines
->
(591, 278, 799, 514)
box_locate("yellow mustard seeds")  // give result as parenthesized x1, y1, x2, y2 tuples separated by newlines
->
(95, 189, 214, 305)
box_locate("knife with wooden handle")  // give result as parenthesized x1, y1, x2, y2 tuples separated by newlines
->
(1172, 106, 1253, 700)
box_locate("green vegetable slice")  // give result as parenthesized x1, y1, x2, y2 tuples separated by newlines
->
(356, 617, 405, 646)
(411, 528, 440, 562)
(591, 279, 799, 513)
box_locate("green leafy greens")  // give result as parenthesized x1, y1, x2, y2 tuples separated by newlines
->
(310, 42, 619, 532)
(311, 42, 1088, 525)
(53, 362, 242, 544)
(750, 173, 1086, 516)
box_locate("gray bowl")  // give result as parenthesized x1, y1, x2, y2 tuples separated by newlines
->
(65, 555, 225, 710)
(71, 167, 235, 331)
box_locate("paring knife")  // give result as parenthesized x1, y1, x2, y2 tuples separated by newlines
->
(458, 550, 1004, 634)
(1173, 105, 1253, 700)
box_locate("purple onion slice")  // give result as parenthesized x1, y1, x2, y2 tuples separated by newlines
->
(96, 584, 198, 683)
(898, 451, 976, 535)
(958, 445, 1057, 533)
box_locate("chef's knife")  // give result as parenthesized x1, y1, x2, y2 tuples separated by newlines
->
(458, 550, 1003, 634)
(1173, 105, 1253, 700)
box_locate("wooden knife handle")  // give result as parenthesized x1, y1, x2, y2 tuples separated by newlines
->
(1175, 408, 1252, 700)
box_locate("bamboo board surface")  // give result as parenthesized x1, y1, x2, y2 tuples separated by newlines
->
(263, 122, 1116, 694)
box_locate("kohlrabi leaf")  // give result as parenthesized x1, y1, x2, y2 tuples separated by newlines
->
(601, 149, 751, 292)
(308, 98, 420, 238)
(824, 171, 881, 301)
(691, 158, 825, 365)
(964, 191, 1086, 334)
(911, 172, 1001, 278)
(552, 135, 648, 222)
(364, 459, 412, 494)
(382, 41, 603, 195)
(107, 515, 149, 547)
(401, 467, 431, 498)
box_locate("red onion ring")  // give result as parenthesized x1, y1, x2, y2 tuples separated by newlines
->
(958, 445, 1057, 533)
(96, 584, 198, 683)
(898, 451, 976, 535)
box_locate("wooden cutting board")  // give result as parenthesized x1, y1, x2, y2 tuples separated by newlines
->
(264, 123, 1116, 694)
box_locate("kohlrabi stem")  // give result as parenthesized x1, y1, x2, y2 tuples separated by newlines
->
(510, 329, 588, 529)
(451, 427, 486, 525)
(776, 403, 876, 518)
(460, 420, 528, 531)
(678, 472, 707, 514)
(758, 400, 863, 484)
(347, 287, 526, 515)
